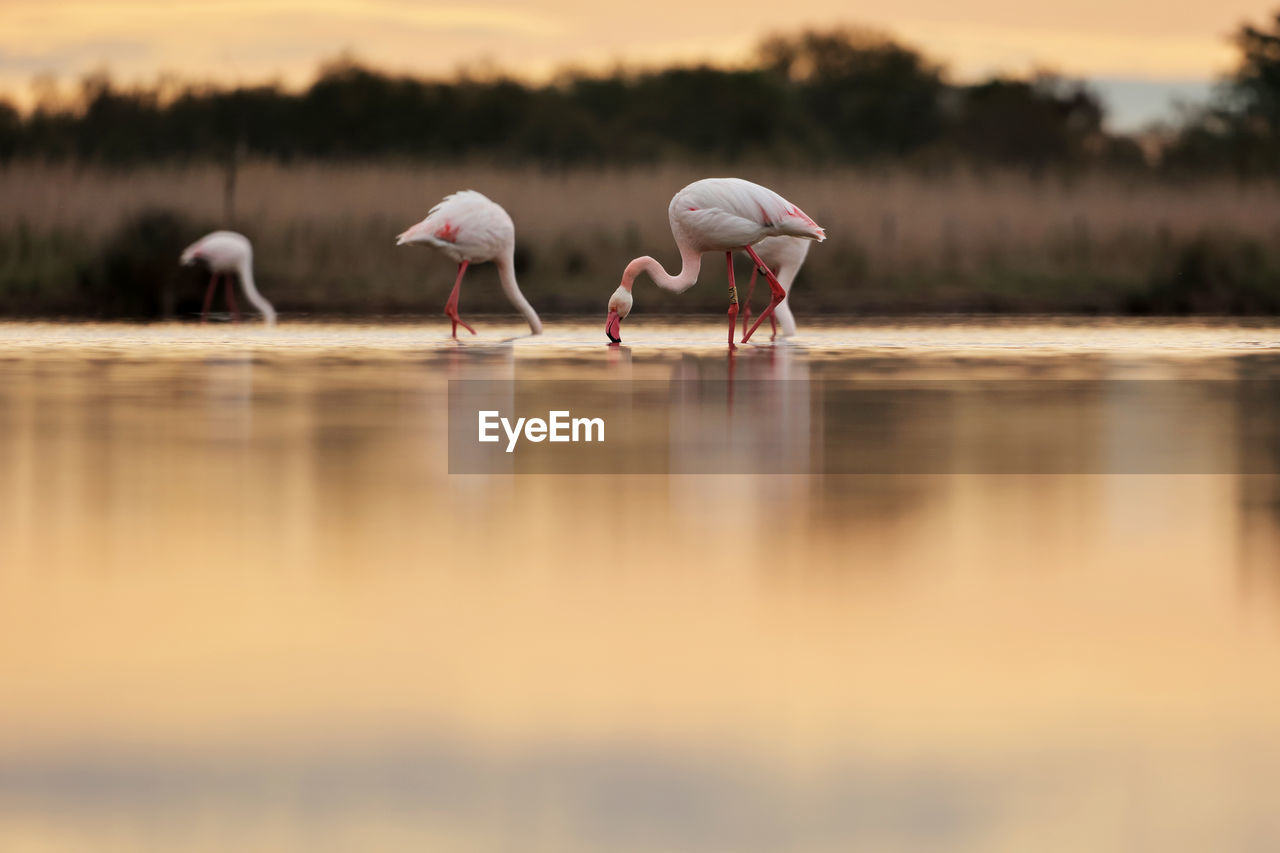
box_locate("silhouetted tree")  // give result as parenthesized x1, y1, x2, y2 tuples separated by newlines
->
(0, 99, 19, 161)
(950, 76, 1106, 172)
(758, 27, 946, 158)
(0, 26, 1137, 171)
(1163, 10, 1280, 174)
(1233, 13, 1280, 132)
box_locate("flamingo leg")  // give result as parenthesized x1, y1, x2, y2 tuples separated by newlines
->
(725, 251, 738, 350)
(225, 276, 241, 323)
(740, 246, 786, 343)
(201, 273, 219, 324)
(740, 267, 758, 339)
(444, 261, 476, 338)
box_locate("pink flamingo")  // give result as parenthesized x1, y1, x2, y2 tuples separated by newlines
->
(605, 178, 824, 346)
(397, 191, 542, 337)
(739, 235, 811, 340)
(180, 231, 277, 325)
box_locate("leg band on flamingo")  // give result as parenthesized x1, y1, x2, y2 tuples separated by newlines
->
(725, 251, 738, 350)
(740, 246, 786, 343)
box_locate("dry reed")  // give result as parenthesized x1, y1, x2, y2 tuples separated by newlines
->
(3, 162, 1280, 315)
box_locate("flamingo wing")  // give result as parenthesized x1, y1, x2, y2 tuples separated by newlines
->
(673, 178, 825, 249)
(180, 230, 251, 269)
(398, 190, 514, 262)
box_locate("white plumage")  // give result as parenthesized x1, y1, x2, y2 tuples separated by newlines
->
(606, 177, 824, 345)
(398, 191, 541, 336)
(670, 177, 826, 252)
(397, 191, 511, 263)
(179, 230, 277, 326)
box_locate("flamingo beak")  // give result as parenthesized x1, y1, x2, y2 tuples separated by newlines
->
(605, 309, 622, 343)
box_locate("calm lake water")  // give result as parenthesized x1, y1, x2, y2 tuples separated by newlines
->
(2, 318, 1280, 852)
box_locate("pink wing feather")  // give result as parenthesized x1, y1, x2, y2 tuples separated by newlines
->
(670, 178, 825, 249)
(397, 190, 513, 262)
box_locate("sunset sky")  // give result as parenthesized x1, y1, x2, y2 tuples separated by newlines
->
(2, 0, 1275, 129)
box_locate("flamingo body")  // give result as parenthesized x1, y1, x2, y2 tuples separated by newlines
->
(669, 178, 825, 253)
(607, 178, 824, 344)
(398, 191, 541, 336)
(397, 190, 512, 264)
(180, 230, 277, 325)
(181, 230, 250, 273)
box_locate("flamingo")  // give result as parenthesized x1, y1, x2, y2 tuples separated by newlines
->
(397, 191, 542, 337)
(739, 235, 811, 340)
(605, 178, 825, 347)
(180, 231, 277, 325)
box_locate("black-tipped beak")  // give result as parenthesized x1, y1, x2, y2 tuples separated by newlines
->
(605, 309, 622, 343)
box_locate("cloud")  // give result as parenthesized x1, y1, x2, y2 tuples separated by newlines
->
(0, 0, 571, 99)
(0, 0, 1255, 104)
(899, 19, 1238, 79)
(3, 1, 566, 46)
(0, 40, 154, 75)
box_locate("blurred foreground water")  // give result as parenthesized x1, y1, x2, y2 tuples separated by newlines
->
(2, 318, 1280, 852)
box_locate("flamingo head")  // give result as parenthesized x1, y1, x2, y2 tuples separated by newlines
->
(605, 286, 632, 343)
(395, 218, 430, 246)
(179, 245, 203, 266)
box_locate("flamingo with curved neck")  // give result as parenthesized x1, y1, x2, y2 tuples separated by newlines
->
(180, 231, 277, 326)
(607, 177, 825, 347)
(398, 190, 542, 338)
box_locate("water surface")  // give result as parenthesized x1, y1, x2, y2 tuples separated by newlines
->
(2, 318, 1280, 852)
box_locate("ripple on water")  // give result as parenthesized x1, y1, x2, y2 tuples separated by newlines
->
(0, 317, 1276, 363)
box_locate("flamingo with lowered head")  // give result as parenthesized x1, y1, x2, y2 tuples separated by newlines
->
(605, 178, 825, 346)
(740, 235, 811, 340)
(180, 231, 277, 325)
(397, 190, 542, 337)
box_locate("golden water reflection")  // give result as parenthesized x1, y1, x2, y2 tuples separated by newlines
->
(2, 320, 1280, 851)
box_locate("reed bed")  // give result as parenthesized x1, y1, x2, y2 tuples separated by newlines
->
(3, 162, 1280, 316)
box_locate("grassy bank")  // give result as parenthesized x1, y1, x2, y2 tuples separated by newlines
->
(3, 162, 1280, 318)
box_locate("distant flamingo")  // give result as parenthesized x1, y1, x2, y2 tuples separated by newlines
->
(740, 235, 811, 340)
(605, 178, 825, 346)
(397, 191, 542, 337)
(180, 231, 277, 325)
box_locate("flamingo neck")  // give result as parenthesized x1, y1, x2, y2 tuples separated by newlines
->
(237, 258, 277, 326)
(496, 254, 542, 334)
(622, 241, 702, 294)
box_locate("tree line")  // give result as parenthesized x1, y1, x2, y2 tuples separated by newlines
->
(0, 17, 1278, 174)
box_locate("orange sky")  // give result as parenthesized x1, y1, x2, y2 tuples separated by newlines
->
(1, 0, 1273, 115)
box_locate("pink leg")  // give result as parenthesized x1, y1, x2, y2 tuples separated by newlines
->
(201, 274, 219, 323)
(444, 261, 476, 338)
(225, 277, 241, 323)
(740, 267, 758, 338)
(727, 346, 736, 408)
(741, 246, 786, 343)
(725, 251, 738, 350)
(770, 313, 778, 340)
